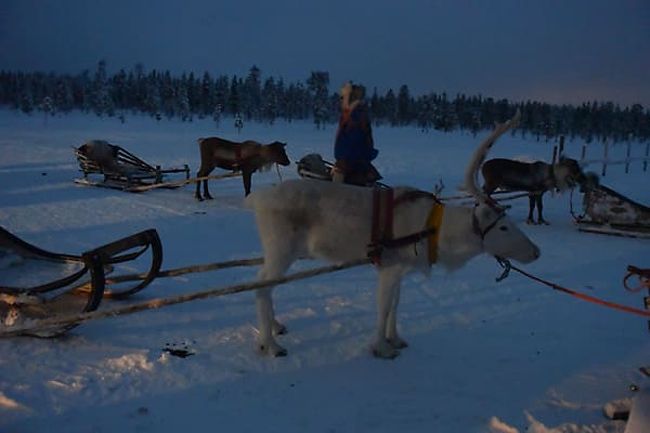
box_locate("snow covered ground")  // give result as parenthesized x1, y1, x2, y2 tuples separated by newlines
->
(0, 110, 648, 433)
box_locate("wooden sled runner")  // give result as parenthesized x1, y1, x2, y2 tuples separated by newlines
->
(0, 226, 162, 337)
(74, 140, 191, 192)
(575, 184, 650, 238)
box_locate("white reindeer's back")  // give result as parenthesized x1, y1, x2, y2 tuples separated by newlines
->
(247, 179, 374, 263)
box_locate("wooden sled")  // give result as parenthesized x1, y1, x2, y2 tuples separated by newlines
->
(0, 227, 162, 337)
(74, 140, 190, 192)
(296, 153, 385, 187)
(575, 184, 650, 238)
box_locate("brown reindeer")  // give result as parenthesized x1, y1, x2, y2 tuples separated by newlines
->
(481, 157, 586, 224)
(195, 137, 290, 201)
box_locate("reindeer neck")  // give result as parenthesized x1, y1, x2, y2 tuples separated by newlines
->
(436, 205, 484, 270)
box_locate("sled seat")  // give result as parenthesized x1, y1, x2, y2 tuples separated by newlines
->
(0, 226, 162, 337)
(74, 140, 190, 190)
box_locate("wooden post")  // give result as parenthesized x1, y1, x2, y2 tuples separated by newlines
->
(558, 135, 565, 159)
(551, 145, 558, 164)
(625, 142, 631, 174)
(601, 140, 609, 177)
(580, 144, 587, 162)
(645, 142, 649, 172)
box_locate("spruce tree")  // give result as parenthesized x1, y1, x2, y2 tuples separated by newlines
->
(307, 71, 330, 129)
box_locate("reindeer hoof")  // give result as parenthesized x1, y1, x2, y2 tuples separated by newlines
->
(388, 336, 409, 349)
(258, 341, 288, 357)
(371, 340, 400, 359)
(526, 219, 534, 225)
(205, 194, 213, 200)
(272, 320, 287, 336)
(538, 219, 550, 225)
(195, 195, 204, 202)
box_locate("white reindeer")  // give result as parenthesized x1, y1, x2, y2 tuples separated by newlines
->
(246, 113, 540, 359)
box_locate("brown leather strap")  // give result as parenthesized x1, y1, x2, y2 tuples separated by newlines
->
(369, 188, 395, 264)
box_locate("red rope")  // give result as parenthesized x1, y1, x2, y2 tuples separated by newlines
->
(507, 262, 650, 318)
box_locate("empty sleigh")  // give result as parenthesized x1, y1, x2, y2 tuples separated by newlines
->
(575, 184, 650, 238)
(0, 226, 162, 337)
(74, 140, 190, 192)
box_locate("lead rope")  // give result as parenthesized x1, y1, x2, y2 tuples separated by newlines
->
(495, 257, 650, 318)
(569, 188, 586, 222)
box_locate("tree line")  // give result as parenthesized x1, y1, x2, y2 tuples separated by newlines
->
(0, 62, 648, 143)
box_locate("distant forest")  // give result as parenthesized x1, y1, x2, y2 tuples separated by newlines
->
(1, 62, 648, 143)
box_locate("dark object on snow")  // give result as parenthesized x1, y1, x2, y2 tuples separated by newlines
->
(163, 344, 195, 358)
(0, 226, 162, 337)
(163, 348, 194, 358)
(481, 157, 587, 224)
(74, 140, 190, 192)
(195, 137, 290, 200)
(163, 341, 195, 358)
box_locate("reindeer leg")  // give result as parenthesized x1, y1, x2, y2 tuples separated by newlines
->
(386, 279, 408, 349)
(242, 169, 253, 196)
(255, 287, 287, 357)
(195, 170, 204, 201)
(196, 166, 214, 200)
(536, 193, 548, 225)
(255, 256, 292, 357)
(372, 267, 402, 359)
(203, 178, 213, 200)
(526, 194, 535, 224)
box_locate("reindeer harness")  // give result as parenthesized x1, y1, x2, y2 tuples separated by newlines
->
(367, 188, 444, 265)
(367, 188, 506, 265)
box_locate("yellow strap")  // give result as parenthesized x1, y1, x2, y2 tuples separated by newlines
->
(427, 203, 445, 264)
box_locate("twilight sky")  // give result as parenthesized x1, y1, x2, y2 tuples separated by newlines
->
(1, 0, 648, 106)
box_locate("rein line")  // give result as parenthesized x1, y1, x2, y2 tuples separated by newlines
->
(495, 257, 650, 318)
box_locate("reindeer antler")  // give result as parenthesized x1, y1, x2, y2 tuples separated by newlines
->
(464, 110, 521, 202)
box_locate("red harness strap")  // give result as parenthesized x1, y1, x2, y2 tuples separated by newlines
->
(369, 187, 394, 265)
(367, 188, 442, 265)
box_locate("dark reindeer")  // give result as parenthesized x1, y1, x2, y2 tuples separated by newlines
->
(195, 137, 290, 201)
(481, 157, 586, 224)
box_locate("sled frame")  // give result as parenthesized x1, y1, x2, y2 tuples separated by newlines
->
(74, 145, 190, 190)
(0, 227, 163, 336)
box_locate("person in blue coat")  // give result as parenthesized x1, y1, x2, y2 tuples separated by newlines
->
(332, 82, 381, 186)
